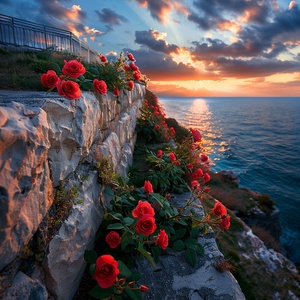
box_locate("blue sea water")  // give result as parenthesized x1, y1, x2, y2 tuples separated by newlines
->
(159, 96, 300, 265)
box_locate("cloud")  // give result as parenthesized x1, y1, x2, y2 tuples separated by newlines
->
(123, 48, 215, 81)
(95, 8, 128, 26)
(131, 0, 188, 24)
(135, 29, 179, 54)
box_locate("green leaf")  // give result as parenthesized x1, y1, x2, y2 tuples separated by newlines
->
(175, 228, 187, 239)
(88, 285, 114, 299)
(118, 260, 132, 278)
(89, 264, 95, 276)
(107, 223, 124, 230)
(172, 239, 185, 252)
(125, 288, 143, 300)
(123, 217, 134, 227)
(184, 237, 197, 249)
(128, 270, 141, 282)
(103, 187, 115, 196)
(105, 212, 124, 221)
(196, 243, 205, 256)
(191, 227, 199, 238)
(185, 248, 197, 267)
(151, 245, 161, 263)
(121, 231, 133, 250)
(51, 62, 61, 74)
(137, 244, 156, 269)
(84, 250, 98, 264)
(81, 81, 94, 91)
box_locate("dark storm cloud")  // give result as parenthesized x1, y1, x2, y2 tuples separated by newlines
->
(95, 8, 128, 26)
(123, 48, 214, 81)
(0, 0, 11, 6)
(135, 30, 179, 54)
(210, 57, 300, 78)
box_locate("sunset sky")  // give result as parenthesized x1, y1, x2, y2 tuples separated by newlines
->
(1, 0, 300, 96)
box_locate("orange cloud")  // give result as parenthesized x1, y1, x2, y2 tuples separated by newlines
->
(217, 20, 242, 34)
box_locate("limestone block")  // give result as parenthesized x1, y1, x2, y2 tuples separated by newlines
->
(97, 132, 121, 170)
(3, 271, 48, 300)
(116, 113, 131, 147)
(0, 102, 52, 270)
(44, 170, 102, 300)
(42, 92, 101, 186)
(117, 143, 133, 178)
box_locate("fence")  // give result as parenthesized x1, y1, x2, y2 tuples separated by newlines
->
(0, 14, 99, 62)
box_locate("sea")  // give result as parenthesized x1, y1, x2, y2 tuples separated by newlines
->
(159, 96, 300, 266)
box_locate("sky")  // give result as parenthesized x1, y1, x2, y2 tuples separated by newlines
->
(1, 0, 300, 97)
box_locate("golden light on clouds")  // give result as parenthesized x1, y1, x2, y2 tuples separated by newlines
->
(217, 20, 242, 34)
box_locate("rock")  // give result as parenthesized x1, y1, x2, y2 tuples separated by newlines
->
(43, 170, 102, 300)
(3, 271, 47, 300)
(0, 102, 52, 271)
(218, 170, 240, 186)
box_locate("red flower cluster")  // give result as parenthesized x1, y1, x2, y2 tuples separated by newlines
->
(211, 201, 231, 230)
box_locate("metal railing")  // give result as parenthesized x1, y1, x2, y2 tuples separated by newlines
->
(0, 14, 99, 62)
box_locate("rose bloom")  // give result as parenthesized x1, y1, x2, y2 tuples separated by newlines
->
(204, 173, 211, 183)
(56, 80, 82, 100)
(62, 59, 86, 78)
(191, 180, 200, 188)
(135, 214, 157, 236)
(143, 180, 153, 195)
(220, 215, 231, 230)
(169, 152, 176, 162)
(196, 168, 203, 177)
(128, 80, 134, 90)
(201, 154, 208, 162)
(99, 54, 107, 62)
(40, 70, 59, 88)
(129, 62, 139, 71)
(191, 172, 198, 180)
(154, 111, 160, 116)
(105, 231, 121, 248)
(170, 127, 176, 135)
(132, 200, 155, 218)
(190, 128, 202, 142)
(124, 65, 130, 71)
(126, 51, 135, 61)
(140, 285, 149, 292)
(155, 125, 161, 130)
(175, 160, 180, 165)
(133, 70, 141, 81)
(187, 163, 193, 170)
(157, 150, 163, 158)
(114, 87, 120, 97)
(155, 229, 169, 250)
(93, 79, 107, 94)
(212, 201, 227, 217)
(94, 255, 120, 288)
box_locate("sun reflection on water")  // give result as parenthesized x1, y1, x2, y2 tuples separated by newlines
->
(160, 98, 230, 169)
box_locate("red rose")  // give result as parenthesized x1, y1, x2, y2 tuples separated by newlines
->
(190, 128, 202, 142)
(187, 163, 193, 170)
(169, 152, 176, 162)
(99, 54, 107, 62)
(140, 285, 149, 292)
(133, 70, 141, 81)
(154, 111, 160, 116)
(135, 214, 157, 236)
(40, 70, 59, 88)
(170, 127, 175, 135)
(155, 229, 169, 250)
(191, 180, 200, 188)
(93, 255, 120, 288)
(175, 160, 180, 165)
(201, 154, 208, 162)
(155, 125, 161, 130)
(57, 80, 81, 100)
(157, 150, 163, 158)
(129, 62, 139, 71)
(212, 201, 227, 217)
(128, 80, 134, 90)
(196, 168, 203, 177)
(105, 231, 121, 248)
(204, 173, 210, 183)
(126, 52, 135, 61)
(143, 180, 153, 195)
(220, 215, 231, 230)
(132, 200, 155, 218)
(114, 87, 120, 97)
(93, 79, 107, 94)
(62, 59, 86, 78)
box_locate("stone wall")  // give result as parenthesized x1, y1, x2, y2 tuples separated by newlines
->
(0, 85, 145, 300)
